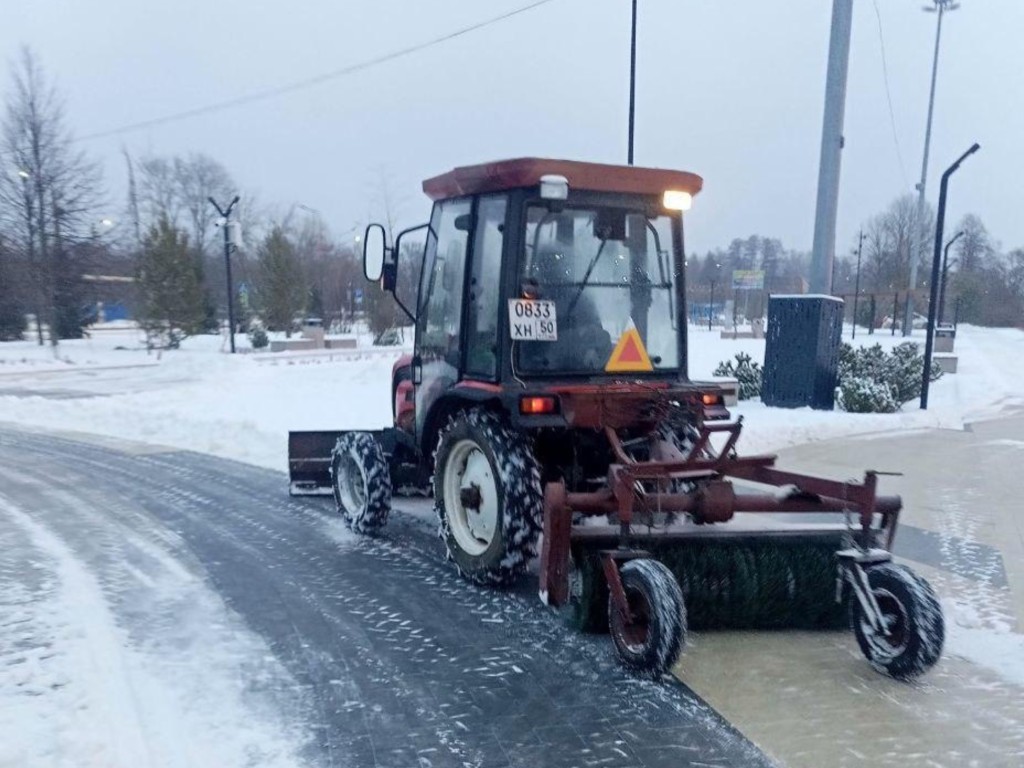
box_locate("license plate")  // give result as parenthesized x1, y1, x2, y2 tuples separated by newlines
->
(508, 299, 557, 342)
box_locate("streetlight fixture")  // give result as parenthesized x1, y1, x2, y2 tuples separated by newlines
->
(906, 0, 962, 336)
(921, 142, 979, 409)
(938, 229, 964, 323)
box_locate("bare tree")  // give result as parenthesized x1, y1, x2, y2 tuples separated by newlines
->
(1007, 248, 1024, 301)
(0, 48, 103, 345)
(861, 195, 933, 293)
(122, 147, 143, 248)
(372, 167, 411, 243)
(135, 152, 235, 253)
(136, 155, 180, 226)
(175, 153, 234, 257)
(132, 151, 240, 331)
(953, 213, 993, 274)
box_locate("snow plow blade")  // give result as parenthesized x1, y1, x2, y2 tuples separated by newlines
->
(288, 431, 343, 496)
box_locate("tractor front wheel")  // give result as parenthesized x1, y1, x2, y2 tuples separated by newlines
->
(851, 563, 944, 680)
(609, 559, 687, 677)
(434, 409, 542, 587)
(331, 432, 391, 534)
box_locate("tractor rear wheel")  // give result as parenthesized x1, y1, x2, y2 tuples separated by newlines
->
(851, 563, 944, 680)
(609, 559, 687, 677)
(434, 409, 542, 586)
(331, 432, 391, 534)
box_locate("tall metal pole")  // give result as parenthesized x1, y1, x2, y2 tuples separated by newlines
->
(209, 195, 241, 354)
(921, 143, 979, 410)
(18, 172, 44, 345)
(809, 0, 854, 294)
(852, 230, 863, 339)
(906, 0, 959, 336)
(627, 0, 637, 165)
(938, 230, 964, 323)
(708, 278, 716, 331)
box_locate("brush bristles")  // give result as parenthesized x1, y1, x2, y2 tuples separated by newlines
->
(569, 537, 848, 633)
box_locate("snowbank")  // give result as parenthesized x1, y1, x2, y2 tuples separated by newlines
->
(2, 323, 1019, 473)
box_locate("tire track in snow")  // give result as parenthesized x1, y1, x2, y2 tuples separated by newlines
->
(0, 469, 314, 768)
(0, 495, 158, 767)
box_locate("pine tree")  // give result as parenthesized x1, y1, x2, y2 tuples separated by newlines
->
(136, 217, 204, 347)
(255, 227, 305, 333)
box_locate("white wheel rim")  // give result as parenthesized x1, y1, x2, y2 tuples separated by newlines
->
(337, 449, 367, 515)
(861, 588, 910, 660)
(443, 439, 499, 556)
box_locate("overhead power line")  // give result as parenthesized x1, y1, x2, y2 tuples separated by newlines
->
(78, 0, 559, 142)
(871, 0, 910, 188)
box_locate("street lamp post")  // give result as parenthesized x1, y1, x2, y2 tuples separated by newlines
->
(938, 230, 964, 324)
(708, 278, 717, 331)
(208, 195, 241, 353)
(707, 263, 722, 331)
(17, 170, 44, 345)
(906, 0, 961, 336)
(852, 230, 863, 339)
(921, 143, 979, 409)
(627, 0, 638, 165)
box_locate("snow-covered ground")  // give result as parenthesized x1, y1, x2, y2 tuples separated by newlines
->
(0, 322, 1021, 471)
(2, 321, 1023, 765)
(0, 485, 314, 768)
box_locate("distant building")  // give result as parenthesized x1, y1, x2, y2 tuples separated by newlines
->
(81, 274, 137, 322)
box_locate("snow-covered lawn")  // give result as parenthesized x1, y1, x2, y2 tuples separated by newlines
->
(0, 322, 1020, 471)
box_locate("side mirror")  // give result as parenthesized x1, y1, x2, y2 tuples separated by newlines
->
(363, 223, 388, 282)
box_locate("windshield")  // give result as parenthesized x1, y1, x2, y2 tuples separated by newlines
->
(517, 205, 679, 374)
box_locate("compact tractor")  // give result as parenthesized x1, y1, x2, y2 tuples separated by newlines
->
(289, 158, 944, 679)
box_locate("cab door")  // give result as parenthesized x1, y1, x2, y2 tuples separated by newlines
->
(414, 197, 472, 445)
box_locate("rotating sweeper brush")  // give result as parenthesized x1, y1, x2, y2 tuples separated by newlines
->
(288, 157, 945, 680)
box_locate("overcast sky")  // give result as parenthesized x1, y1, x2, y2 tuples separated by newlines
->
(5, 0, 1022, 259)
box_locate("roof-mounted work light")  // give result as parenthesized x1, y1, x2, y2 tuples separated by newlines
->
(663, 190, 693, 211)
(539, 174, 569, 200)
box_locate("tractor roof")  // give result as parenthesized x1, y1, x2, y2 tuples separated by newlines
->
(422, 158, 703, 202)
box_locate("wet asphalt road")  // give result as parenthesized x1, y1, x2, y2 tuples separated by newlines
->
(0, 427, 772, 768)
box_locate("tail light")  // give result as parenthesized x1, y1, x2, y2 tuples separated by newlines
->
(700, 391, 730, 421)
(520, 395, 559, 415)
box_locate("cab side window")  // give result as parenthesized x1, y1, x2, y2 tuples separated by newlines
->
(464, 195, 507, 379)
(418, 198, 471, 368)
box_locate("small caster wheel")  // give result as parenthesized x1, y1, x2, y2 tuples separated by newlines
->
(608, 559, 687, 677)
(851, 563, 944, 680)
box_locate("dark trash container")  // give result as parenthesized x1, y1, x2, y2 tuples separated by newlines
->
(762, 295, 844, 410)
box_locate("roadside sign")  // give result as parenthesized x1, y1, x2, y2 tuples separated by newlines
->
(732, 270, 765, 290)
